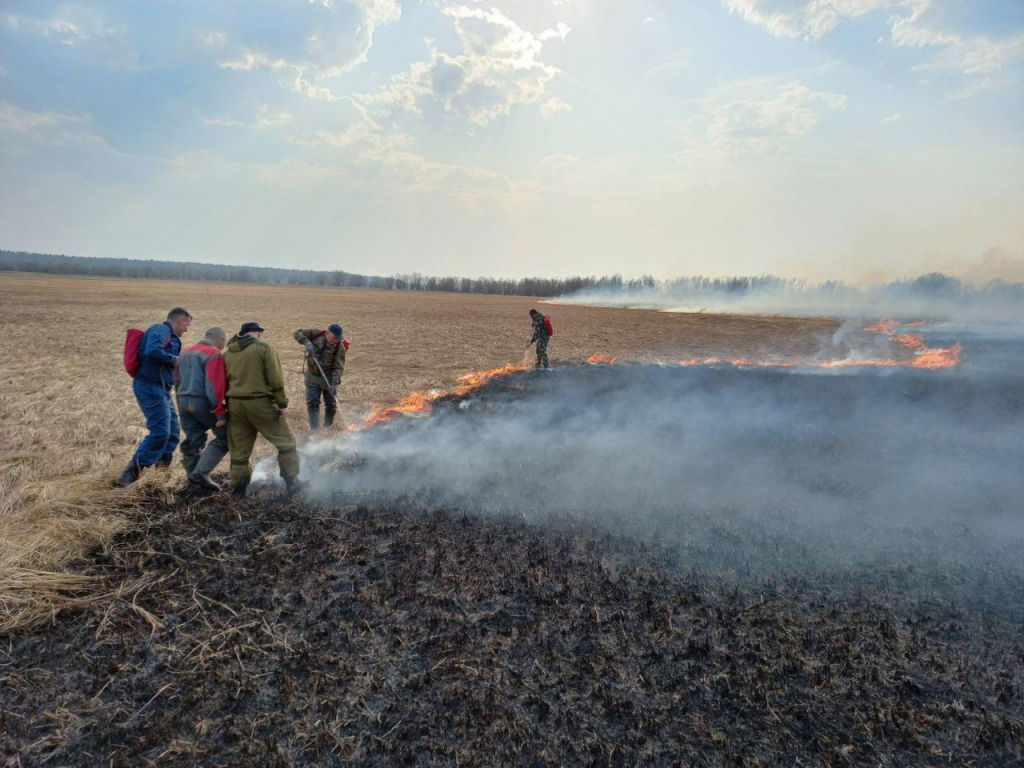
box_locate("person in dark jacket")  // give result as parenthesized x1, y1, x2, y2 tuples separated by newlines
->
(176, 327, 228, 493)
(293, 323, 345, 430)
(116, 307, 192, 486)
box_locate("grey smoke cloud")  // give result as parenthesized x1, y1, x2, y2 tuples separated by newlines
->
(259, 331, 1023, 615)
(551, 273, 1024, 323)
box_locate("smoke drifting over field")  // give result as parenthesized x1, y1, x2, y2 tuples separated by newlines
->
(552, 273, 1024, 323)
(269, 326, 1024, 614)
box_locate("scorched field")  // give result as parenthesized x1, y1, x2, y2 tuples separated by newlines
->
(1, 273, 1022, 767)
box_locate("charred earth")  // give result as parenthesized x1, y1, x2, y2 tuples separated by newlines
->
(3, 362, 1023, 766)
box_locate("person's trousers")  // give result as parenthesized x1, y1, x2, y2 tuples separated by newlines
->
(535, 337, 550, 369)
(178, 395, 228, 476)
(130, 378, 180, 468)
(227, 397, 300, 490)
(305, 384, 337, 415)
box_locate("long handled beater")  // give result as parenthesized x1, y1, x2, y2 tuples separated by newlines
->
(308, 352, 339, 406)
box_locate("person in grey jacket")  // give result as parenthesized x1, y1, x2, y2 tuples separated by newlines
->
(175, 327, 229, 492)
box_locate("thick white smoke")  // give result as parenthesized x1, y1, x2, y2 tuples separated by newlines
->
(551, 273, 1024, 323)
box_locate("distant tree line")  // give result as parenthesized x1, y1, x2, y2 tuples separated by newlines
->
(0, 250, 655, 298)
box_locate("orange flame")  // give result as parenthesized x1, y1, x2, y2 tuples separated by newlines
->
(349, 318, 959, 435)
(354, 362, 530, 431)
(670, 319, 960, 370)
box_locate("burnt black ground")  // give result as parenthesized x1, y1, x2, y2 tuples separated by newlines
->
(2, 493, 1022, 767)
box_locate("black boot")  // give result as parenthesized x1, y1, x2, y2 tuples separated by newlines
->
(283, 475, 302, 498)
(154, 457, 173, 470)
(114, 462, 140, 487)
(308, 409, 321, 431)
(190, 472, 221, 492)
(324, 411, 335, 428)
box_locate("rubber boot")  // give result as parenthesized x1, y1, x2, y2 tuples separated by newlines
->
(181, 454, 198, 476)
(114, 462, 140, 487)
(154, 457, 173, 470)
(283, 475, 302, 498)
(308, 409, 321, 431)
(324, 411, 335, 428)
(191, 444, 226, 485)
(190, 472, 220, 492)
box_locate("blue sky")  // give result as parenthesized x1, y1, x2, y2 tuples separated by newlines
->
(1, 0, 1022, 280)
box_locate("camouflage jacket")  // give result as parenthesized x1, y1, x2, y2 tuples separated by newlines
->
(293, 328, 345, 389)
(530, 314, 549, 344)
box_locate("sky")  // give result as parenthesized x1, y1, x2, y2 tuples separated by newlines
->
(1, 0, 1022, 281)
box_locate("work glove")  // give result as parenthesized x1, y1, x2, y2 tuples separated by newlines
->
(278, 407, 289, 421)
(304, 342, 314, 353)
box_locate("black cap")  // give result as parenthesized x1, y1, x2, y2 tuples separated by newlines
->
(328, 323, 343, 337)
(240, 321, 265, 335)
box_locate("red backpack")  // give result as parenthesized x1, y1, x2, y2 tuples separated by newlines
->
(543, 314, 554, 337)
(124, 328, 144, 377)
(124, 327, 170, 377)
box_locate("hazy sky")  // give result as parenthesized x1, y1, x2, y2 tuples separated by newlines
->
(1, 0, 1022, 280)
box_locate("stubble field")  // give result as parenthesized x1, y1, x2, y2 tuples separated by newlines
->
(0, 273, 835, 631)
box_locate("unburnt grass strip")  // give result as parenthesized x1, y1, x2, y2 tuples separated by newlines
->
(1, 493, 1021, 767)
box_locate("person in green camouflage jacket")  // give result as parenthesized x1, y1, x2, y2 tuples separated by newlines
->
(527, 309, 550, 369)
(293, 323, 346, 430)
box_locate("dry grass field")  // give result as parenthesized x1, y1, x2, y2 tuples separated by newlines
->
(0, 273, 836, 631)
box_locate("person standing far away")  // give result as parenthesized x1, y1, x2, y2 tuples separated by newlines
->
(223, 322, 300, 497)
(175, 327, 229, 494)
(116, 307, 192, 486)
(293, 323, 346, 430)
(527, 309, 551, 370)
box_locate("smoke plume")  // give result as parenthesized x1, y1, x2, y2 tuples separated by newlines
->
(551, 273, 1024, 323)
(252, 323, 1024, 617)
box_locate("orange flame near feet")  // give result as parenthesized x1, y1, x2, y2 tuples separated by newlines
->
(587, 354, 619, 364)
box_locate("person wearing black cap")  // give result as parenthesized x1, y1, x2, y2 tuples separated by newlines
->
(293, 323, 346, 430)
(223, 322, 300, 496)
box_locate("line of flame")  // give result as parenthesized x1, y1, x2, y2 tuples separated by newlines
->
(351, 362, 530, 431)
(347, 319, 959, 433)
(594, 319, 960, 371)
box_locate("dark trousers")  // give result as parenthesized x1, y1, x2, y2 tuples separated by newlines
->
(130, 378, 180, 468)
(306, 384, 337, 415)
(178, 395, 228, 475)
(535, 337, 550, 369)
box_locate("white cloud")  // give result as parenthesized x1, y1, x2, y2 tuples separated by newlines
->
(540, 153, 581, 171)
(676, 80, 847, 161)
(646, 53, 691, 78)
(215, 0, 401, 97)
(540, 96, 573, 119)
(724, 0, 1024, 93)
(723, 0, 898, 39)
(288, 107, 526, 209)
(196, 30, 227, 50)
(0, 102, 108, 154)
(2, 9, 123, 46)
(203, 105, 294, 130)
(360, 5, 570, 126)
(882, 111, 901, 122)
